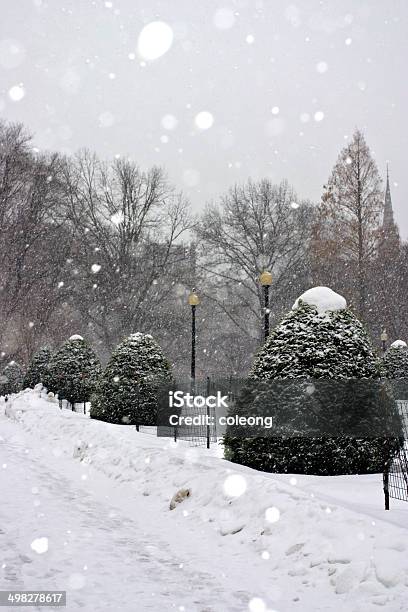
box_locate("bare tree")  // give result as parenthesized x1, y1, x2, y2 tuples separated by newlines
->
(61, 151, 192, 353)
(0, 121, 71, 361)
(196, 179, 314, 356)
(311, 130, 383, 319)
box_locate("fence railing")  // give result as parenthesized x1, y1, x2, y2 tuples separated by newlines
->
(384, 399, 408, 508)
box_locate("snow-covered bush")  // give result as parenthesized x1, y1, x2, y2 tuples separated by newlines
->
(90, 332, 172, 426)
(224, 287, 402, 475)
(43, 335, 101, 407)
(0, 361, 24, 395)
(23, 347, 51, 389)
(382, 340, 408, 400)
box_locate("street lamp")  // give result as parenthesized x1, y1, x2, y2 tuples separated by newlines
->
(259, 271, 272, 341)
(188, 291, 200, 381)
(381, 329, 388, 354)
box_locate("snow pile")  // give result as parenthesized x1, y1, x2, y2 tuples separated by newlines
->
(390, 340, 407, 349)
(292, 286, 347, 314)
(69, 334, 84, 341)
(3, 390, 408, 611)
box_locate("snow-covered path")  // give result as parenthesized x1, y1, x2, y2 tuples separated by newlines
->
(2, 390, 408, 612)
(0, 418, 267, 612)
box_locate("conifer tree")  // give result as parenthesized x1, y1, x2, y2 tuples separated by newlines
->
(382, 340, 408, 400)
(43, 335, 101, 407)
(23, 347, 51, 389)
(1, 361, 24, 395)
(224, 287, 402, 475)
(90, 332, 172, 426)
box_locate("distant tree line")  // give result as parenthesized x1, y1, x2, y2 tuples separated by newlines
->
(1, 119, 407, 376)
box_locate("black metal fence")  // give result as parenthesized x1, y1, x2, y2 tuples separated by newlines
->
(384, 399, 408, 508)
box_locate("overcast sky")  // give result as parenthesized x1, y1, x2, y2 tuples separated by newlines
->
(1, 0, 407, 236)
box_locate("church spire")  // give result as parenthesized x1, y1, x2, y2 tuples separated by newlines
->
(383, 164, 395, 230)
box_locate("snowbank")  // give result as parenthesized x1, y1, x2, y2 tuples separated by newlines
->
(292, 287, 347, 314)
(3, 389, 408, 611)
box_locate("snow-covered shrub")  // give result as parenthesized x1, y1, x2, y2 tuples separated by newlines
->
(0, 361, 24, 395)
(43, 335, 101, 406)
(224, 287, 402, 475)
(90, 332, 172, 426)
(382, 340, 408, 400)
(23, 347, 51, 389)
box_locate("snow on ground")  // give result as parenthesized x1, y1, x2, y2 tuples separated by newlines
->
(1, 389, 408, 612)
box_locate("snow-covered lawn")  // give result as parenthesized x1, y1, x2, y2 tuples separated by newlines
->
(1, 389, 408, 612)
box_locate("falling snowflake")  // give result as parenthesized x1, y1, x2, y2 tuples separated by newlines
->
(8, 85, 25, 101)
(314, 111, 324, 122)
(161, 114, 178, 130)
(248, 597, 266, 612)
(31, 537, 48, 554)
(0, 39, 26, 69)
(110, 211, 124, 225)
(137, 22, 173, 61)
(223, 474, 247, 497)
(195, 111, 214, 130)
(265, 506, 280, 523)
(316, 61, 328, 73)
(91, 264, 101, 274)
(98, 111, 115, 128)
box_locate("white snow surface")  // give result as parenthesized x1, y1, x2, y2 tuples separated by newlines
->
(69, 334, 84, 341)
(1, 389, 408, 611)
(390, 340, 407, 348)
(292, 286, 347, 314)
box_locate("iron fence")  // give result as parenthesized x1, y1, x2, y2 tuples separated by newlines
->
(384, 399, 408, 508)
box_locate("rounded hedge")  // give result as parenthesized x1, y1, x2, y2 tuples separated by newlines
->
(43, 336, 101, 405)
(23, 347, 51, 389)
(0, 361, 24, 395)
(90, 333, 172, 426)
(224, 288, 402, 475)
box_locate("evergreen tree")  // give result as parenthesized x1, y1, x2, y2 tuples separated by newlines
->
(23, 347, 51, 389)
(1, 361, 24, 395)
(43, 335, 101, 406)
(90, 332, 172, 425)
(224, 287, 402, 475)
(382, 340, 408, 400)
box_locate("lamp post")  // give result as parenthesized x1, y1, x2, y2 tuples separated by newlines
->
(188, 292, 200, 381)
(259, 271, 273, 342)
(381, 329, 388, 355)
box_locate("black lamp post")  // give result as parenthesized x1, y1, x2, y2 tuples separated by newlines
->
(188, 292, 200, 380)
(259, 271, 273, 342)
(381, 329, 388, 355)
